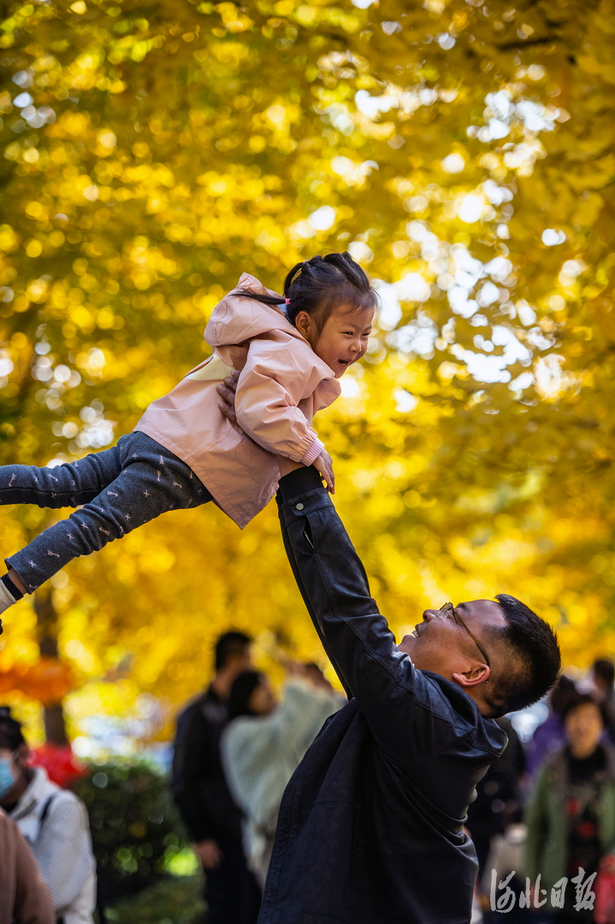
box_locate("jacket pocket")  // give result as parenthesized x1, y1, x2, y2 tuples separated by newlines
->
(233, 432, 277, 488)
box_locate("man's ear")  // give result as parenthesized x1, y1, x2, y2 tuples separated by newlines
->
(452, 664, 490, 688)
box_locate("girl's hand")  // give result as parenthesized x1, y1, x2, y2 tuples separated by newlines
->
(315, 450, 335, 494)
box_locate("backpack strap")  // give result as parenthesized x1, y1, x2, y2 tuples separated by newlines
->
(38, 791, 59, 834)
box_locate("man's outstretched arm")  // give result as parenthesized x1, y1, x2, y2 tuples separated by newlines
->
(276, 466, 458, 765)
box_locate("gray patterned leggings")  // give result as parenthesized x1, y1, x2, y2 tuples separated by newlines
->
(0, 431, 212, 593)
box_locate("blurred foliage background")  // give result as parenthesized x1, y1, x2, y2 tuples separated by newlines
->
(0, 0, 614, 747)
(71, 762, 194, 898)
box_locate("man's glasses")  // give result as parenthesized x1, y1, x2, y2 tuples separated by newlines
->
(438, 602, 491, 670)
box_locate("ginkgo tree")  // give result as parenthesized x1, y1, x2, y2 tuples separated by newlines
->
(0, 0, 613, 743)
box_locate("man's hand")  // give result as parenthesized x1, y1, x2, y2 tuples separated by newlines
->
(217, 371, 242, 433)
(315, 449, 335, 494)
(194, 839, 224, 869)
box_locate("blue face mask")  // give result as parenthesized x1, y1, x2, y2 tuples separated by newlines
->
(0, 756, 15, 799)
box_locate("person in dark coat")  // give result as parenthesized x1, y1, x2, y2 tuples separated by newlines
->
(171, 630, 260, 924)
(261, 464, 560, 924)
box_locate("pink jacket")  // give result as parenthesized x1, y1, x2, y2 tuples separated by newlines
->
(135, 273, 340, 527)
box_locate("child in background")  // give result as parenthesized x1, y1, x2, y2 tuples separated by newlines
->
(0, 252, 376, 619)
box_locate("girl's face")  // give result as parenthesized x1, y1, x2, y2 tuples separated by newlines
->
(296, 304, 374, 378)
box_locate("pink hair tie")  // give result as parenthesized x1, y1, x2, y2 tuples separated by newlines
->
(285, 298, 290, 304)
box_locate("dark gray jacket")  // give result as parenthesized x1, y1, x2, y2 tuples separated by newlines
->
(258, 467, 506, 924)
(171, 687, 243, 843)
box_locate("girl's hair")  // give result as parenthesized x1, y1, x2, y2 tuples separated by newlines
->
(228, 670, 266, 720)
(0, 706, 26, 751)
(235, 252, 377, 335)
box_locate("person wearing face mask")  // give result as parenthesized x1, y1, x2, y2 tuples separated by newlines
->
(0, 708, 96, 924)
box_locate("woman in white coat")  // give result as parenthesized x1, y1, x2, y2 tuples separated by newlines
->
(221, 664, 343, 887)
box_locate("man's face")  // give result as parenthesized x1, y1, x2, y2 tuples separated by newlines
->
(398, 599, 507, 680)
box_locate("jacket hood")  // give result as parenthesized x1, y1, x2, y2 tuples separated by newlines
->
(205, 273, 308, 348)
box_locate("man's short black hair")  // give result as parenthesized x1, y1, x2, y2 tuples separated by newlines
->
(214, 630, 252, 672)
(483, 594, 561, 718)
(592, 658, 615, 689)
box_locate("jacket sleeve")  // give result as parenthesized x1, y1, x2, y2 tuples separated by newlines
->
(276, 466, 465, 767)
(234, 339, 325, 464)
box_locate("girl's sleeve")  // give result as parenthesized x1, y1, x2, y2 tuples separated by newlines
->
(234, 339, 325, 464)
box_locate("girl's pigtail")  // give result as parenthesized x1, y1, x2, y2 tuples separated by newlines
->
(233, 251, 377, 332)
(232, 289, 286, 309)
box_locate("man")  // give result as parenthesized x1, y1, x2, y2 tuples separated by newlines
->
(266, 466, 561, 923)
(171, 631, 260, 924)
(217, 381, 561, 923)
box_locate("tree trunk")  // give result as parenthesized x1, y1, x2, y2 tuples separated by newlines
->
(34, 584, 68, 747)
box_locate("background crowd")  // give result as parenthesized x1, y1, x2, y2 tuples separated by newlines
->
(471, 660, 615, 924)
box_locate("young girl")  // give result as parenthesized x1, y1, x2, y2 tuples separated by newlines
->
(0, 252, 376, 618)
